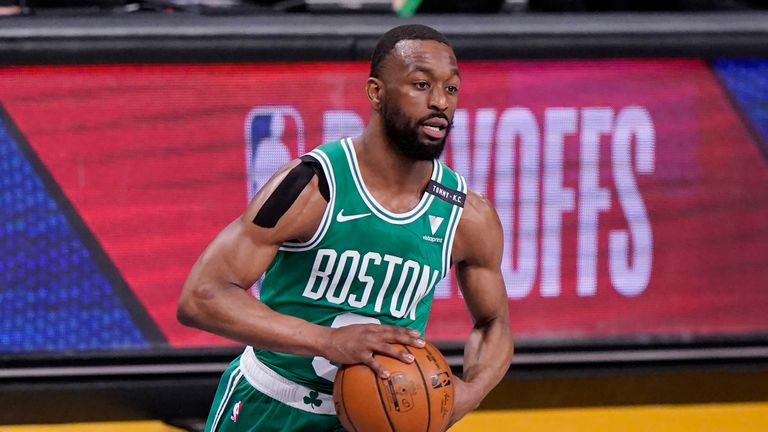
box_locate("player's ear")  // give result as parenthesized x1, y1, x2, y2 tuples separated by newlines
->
(366, 77, 383, 110)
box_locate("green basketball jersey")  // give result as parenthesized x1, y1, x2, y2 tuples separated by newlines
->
(254, 138, 466, 395)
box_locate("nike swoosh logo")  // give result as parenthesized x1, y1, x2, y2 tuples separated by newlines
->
(336, 210, 371, 223)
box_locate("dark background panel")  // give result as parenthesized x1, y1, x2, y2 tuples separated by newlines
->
(1, 13, 768, 64)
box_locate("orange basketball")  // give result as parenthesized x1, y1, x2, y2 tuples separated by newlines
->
(333, 341, 454, 432)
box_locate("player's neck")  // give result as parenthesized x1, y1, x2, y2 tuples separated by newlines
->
(352, 130, 433, 207)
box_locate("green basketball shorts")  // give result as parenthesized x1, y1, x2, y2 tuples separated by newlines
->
(205, 348, 344, 432)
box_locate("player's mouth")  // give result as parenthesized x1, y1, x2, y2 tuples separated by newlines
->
(420, 118, 449, 140)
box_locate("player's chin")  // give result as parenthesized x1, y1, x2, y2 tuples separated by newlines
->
(419, 137, 446, 155)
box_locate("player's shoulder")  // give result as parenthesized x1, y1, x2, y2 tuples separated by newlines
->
(461, 189, 499, 228)
(242, 155, 329, 234)
(452, 188, 503, 265)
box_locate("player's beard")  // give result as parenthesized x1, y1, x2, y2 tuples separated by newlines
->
(380, 98, 451, 161)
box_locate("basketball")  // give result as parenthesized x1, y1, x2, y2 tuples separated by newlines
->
(333, 341, 454, 432)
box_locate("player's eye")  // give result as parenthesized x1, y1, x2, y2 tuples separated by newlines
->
(415, 81, 430, 90)
(447, 85, 459, 95)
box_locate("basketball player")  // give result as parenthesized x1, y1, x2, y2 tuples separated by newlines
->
(178, 24, 514, 431)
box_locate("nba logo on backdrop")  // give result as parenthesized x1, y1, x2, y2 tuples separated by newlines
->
(245, 106, 306, 201)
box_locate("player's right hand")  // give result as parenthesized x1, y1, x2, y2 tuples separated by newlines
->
(322, 324, 425, 379)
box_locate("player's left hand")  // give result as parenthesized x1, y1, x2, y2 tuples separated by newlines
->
(447, 376, 483, 428)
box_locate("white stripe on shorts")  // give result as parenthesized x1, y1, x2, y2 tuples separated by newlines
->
(210, 368, 244, 432)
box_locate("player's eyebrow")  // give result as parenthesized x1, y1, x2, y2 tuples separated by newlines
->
(410, 65, 461, 79)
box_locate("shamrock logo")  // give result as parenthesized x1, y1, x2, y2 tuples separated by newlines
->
(303, 390, 323, 409)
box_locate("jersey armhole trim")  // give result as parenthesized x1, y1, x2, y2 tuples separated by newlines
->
(440, 172, 467, 279)
(279, 148, 336, 252)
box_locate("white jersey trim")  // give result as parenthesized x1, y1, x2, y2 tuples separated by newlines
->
(280, 148, 336, 252)
(240, 346, 336, 416)
(341, 138, 441, 225)
(441, 171, 467, 279)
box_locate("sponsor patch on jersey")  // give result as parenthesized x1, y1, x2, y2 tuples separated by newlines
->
(422, 235, 444, 243)
(428, 215, 444, 234)
(425, 180, 465, 207)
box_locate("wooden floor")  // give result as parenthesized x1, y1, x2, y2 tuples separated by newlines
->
(2, 402, 767, 431)
(0, 421, 184, 432)
(451, 402, 768, 432)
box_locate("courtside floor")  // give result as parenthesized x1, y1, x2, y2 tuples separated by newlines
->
(1, 402, 767, 432)
(453, 402, 768, 431)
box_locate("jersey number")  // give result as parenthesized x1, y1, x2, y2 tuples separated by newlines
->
(311, 312, 380, 381)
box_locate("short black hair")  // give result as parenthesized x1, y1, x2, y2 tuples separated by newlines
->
(369, 24, 452, 79)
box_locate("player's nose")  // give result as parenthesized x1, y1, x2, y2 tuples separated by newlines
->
(428, 88, 449, 112)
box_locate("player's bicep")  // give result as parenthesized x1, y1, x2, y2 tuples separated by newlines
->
(188, 217, 275, 290)
(453, 192, 508, 322)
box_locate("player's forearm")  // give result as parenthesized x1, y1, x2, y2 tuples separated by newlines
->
(177, 280, 330, 357)
(461, 314, 513, 398)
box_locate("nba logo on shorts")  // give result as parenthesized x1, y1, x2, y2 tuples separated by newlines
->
(230, 400, 243, 423)
(245, 106, 305, 201)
